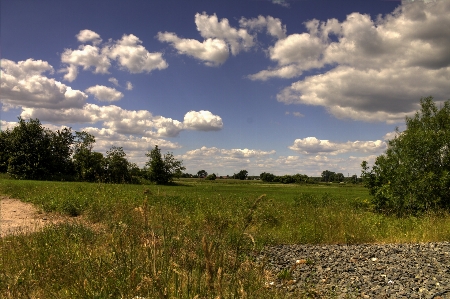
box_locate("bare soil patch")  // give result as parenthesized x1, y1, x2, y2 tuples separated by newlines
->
(1, 195, 81, 237)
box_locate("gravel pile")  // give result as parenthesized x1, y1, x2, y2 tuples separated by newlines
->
(259, 242, 450, 298)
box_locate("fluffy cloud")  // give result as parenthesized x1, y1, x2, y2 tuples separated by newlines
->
(0, 120, 18, 130)
(180, 146, 276, 174)
(61, 30, 167, 81)
(158, 13, 255, 66)
(288, 137, 386, 155)
(108, 77, 119, 86)
(106, 34, 168, 73)
(61, 44, 111, 81)
(157, 32, 229, 66)
(183, 146, 275, 159)
(251, 1, 450, 123)
(1, 59, 87, 109)
(240, 15, 287, 39)
(195, 13, 255, 55)
(82, 127, 181, 151)
(76, 29, 102, 45)
(126, 81, 133, 90)
(183, 110, 223, 131)
(21, 104, 223, 137)
(77, 127, 181, 167)
(85, 85, 124, 102)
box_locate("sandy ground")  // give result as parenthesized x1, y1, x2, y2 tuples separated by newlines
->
(0, 195, 71, 237)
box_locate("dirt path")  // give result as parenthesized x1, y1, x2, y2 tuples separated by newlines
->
(0, 195, 69, 237)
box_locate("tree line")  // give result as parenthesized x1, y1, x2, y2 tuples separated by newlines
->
(0, 118, 184, 184)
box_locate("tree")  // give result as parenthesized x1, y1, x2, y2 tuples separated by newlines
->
(197, 170, 208, 178)
(260, 172, 276, 182)
(145, 145, 185, 184)
(205, 173, 217, 180)
(234, 170, 248, 180)
(0, 129, 11, 173)
(105, 146, 131, 183)
(321, 170, 336, 182)
(73, 132, 105, 182)
(4, 118, 75, 180)
(361, 96, 450, 215)
(1, 118, 75, 180)
(335, 173, 345, 182)
(47, 127, 75, 178)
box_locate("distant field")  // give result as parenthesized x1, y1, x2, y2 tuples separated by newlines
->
(1, 178, 450, 298)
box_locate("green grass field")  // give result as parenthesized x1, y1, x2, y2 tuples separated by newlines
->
(1, 178, 450, 298)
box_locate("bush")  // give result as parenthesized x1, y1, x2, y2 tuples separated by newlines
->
(205, 173, 217, 180)
(362, 97, 450, 216)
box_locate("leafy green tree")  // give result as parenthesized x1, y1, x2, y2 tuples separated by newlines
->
(321, 170, 336, 182)
(145, 145, 185, 184)
(104, 146, 131, 183)
(362, 96, 450, 215)
(73, 131, 105, 181)
(205, 173, 217, 180)
(47, 127, 75, 178)
(4, 118, 75, 179)
(293, 173, 309, 184)
(1, 118, 75, 179)
(197, 170, 208, 178)
(0, 129, 11, 173)
(234, 170, 248, 180)
(5, 118, 51, 179)
(335, 173, 345, 182)
(260, 172, 276, 182)
(278, 175, 295, 184)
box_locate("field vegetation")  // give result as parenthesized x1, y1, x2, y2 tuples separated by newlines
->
(2, 178, 450, 298)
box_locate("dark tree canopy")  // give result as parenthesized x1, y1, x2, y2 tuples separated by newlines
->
(72, 132, 104, 182)
(361, 96, 450, 215)
(145, 145, 185, 184)
(105, 146, 132, 183)
(1, 118, 75, 180)
(1, 118, 138, 183)
(197, 170, 208, 178)
(234, 170, 248, 180)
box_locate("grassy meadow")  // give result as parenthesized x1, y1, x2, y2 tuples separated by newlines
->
(1, 178, 450, 298)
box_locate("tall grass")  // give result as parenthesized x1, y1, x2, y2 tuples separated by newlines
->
(1, 179, 450, 298)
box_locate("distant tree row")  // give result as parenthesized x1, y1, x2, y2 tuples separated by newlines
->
(0, 118, 184, 184)
(260, 172, 309, 184)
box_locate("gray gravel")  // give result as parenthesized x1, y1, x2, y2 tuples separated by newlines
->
(259, 242, 450, 298)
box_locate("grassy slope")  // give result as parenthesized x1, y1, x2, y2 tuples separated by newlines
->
(1, 178, 449, 298)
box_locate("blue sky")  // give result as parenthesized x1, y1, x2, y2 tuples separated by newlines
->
(1, 0, 449, 176)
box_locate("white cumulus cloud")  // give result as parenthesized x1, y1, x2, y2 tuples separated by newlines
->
(1, 59, 87, 109)
(240, 16, 287, 40)
(85, 85, 124, 102)
(157, 32, 229, 67)
(183, 110, 223, 131)
(195, 13, 255, 55)
(106, 34, 168, 73)
(76, 29, 102, 45)
(288, 137, 386, 155)
(158, 13, 255, 66)
(60, 30, 168, 81)
(250, 1, 450, 123)
(21, 105, 223, 137)
(61, 44, 111, 81)
(108, 77, 119, 86)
